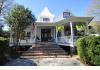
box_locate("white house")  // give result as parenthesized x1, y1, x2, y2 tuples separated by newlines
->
(9, 7, 93, 47)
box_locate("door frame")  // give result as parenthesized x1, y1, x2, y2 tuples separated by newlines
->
(41, 29, 51, 42)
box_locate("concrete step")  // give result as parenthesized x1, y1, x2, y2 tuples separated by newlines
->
(19, 50, 65, 53)
(20, 55, 71, 59)
(21, 52, 68, 56)
(20, 43, 69, 59)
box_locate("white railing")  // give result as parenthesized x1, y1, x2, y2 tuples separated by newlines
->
(57, 36, 79, 46)
(9, 37, 35, 46)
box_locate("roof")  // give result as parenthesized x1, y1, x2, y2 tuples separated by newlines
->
(55, 16, 93, 25)
(38, 7, 54, 18)
(35, 16, 93, 26)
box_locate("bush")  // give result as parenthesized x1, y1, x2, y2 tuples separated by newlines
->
(76, 36, 100, 65)
(0, 37, 8, 65)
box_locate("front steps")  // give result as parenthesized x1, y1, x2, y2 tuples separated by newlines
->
(20, 43, 70, 59)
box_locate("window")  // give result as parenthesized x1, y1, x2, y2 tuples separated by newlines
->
(57, 31, 61, 37)
(64, 26, 71, 36)
(43, 18, 50, 21)
(26, 32, 31, 37)
(63, 12, 70, 18)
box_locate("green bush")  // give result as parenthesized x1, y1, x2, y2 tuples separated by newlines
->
(0, 37, 8, 65)
(77, 36, 100, 65)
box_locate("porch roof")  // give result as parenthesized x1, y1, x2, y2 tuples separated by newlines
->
(55, 16, 93, 25)
(34, 16, 93, 26)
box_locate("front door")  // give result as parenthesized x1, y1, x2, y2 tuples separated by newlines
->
(41, 29, 51, 42)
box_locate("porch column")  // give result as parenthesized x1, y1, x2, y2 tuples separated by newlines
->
(55, 26, 57, 43)
(9, 31, 13, 47)
(70, 21, 74, 57)
(35, 26, 37, 43)
(86, 22, 89, 35)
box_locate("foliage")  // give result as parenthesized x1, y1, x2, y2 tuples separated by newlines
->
(77, 36, 100, 65)
(0, 0, 14, 16)
(0, 37, 8, 65)
(75, 22, 86, 31)
(95, 24, 100, 34)
(90, 21, 100, 34)
(75, 24, 85, 31)
(86, 0, 100, 21)
(5, 4, 36, 49)
(0, 25, 3, 36)
(56, 25, 64, 32)
(75, 22, 86, 36)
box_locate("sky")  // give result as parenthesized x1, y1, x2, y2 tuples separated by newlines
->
(15, 0, 92, 17)
(3, 0, 92, 31)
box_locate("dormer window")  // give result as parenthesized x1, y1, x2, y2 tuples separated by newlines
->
(63, 12, 70, 18)
(43, 18, 50, 22)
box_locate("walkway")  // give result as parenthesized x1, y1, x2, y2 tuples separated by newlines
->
(5, 57, 84, 66)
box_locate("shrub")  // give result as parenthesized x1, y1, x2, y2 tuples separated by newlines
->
(76, 36, 100, 65)
(0, 37, 8, 65)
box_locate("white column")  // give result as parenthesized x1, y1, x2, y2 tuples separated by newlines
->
(55, 26, 57, 43)
(86, 22, 89, 35)
(35, 26, 37, 43)
(9, 31, 13, 47)
(70, 22, 74, 47)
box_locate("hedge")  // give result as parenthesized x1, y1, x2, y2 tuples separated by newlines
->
(76, 36, 100, 65)
(0, 37, 8, 65)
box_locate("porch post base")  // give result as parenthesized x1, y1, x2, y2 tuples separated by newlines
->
(70, 47, 75, 57)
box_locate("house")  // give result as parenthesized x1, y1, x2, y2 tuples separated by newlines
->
(9, 7, 93, 47)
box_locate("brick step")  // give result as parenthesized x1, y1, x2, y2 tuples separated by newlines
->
(21, 52, 68, 56)
(20, 55, 71, 59)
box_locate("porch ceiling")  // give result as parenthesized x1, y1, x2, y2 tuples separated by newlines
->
(34, 22, 56, 26)
(55, 16, 93, 25)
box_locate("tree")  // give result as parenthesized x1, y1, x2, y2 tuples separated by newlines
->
(86, 0, 100, 21)
(0, 23, 3, 36)
(0, 0, 13, 16)
(89, 22, 100, 34)
(0, 0, 14, 37)
(5, 4, 36, 50)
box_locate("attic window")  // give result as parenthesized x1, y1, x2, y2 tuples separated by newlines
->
(43, 18, 50, 21)
(63, 12, 70, 18)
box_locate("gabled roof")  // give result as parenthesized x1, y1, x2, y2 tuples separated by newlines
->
(38, 7, 54, 18)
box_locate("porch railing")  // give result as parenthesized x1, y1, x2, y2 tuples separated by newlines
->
(9, 37, 35, 46)
(57, 36, 79, 46)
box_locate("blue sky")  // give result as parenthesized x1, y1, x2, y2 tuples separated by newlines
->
(15, 0, 92, 17)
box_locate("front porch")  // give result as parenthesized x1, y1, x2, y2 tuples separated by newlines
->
(9, 17, 93, 47)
